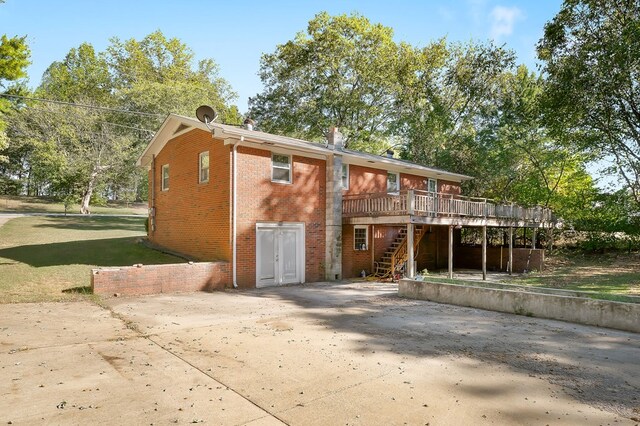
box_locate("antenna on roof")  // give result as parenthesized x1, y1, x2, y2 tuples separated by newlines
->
(195, 105, 218, 130)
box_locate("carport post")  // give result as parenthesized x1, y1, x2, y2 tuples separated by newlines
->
(532, 227, 537, 249)
(448, 225, 453, 279)
(482, 225, 487, 280)
(407, 223, 415, 278)
(508, 226, 513, 275)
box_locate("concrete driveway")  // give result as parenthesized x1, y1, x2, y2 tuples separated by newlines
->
(2, 282, 638, 425)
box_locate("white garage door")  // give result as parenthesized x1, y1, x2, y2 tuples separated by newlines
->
(256, 223, 305, 287)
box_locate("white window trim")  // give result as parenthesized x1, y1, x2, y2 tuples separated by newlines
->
(341, 163, 349, 190)
(199, 151, 209, 184)
(387, 171, 400, 194)
(271, 153, 292, 184)
(354, 225, 369, 251)
(428, 178, 437, 193)
(161, 164, 169, 191)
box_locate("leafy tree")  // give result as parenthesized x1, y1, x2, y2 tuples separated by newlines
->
(2, 31, 240, 212)
(538, 0, 640, 207)
(249, 12, 402, 152)
(107, 30, 241, 128)
(0, 35, 30, 87)
(39, 43, 112, 104)
(397, 40, 515, 182)
(0, 34, 30, 163)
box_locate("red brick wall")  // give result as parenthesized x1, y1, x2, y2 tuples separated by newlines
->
(91, 262, 231, 296)
(344, 165, 387, 195)
(400, 174, 427, 190)
(454, 247, 545, 272)
(235, 146, 326, 287)
(439, 179, 461, 195)
(344, 165, 462, 195)
(150, 129, 231, 261)
(342, 225, 372, 278)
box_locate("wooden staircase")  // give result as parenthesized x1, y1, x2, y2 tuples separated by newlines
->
(375, 225, 428, 278)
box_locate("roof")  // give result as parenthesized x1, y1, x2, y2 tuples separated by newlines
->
(137, 114, 473, 182)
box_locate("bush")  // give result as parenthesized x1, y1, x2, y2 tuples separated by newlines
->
(577, 232, 640, 253)
(0, 176, 22, 195)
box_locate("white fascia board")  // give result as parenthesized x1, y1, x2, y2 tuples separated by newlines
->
(221, 137, 327, 160)
(136, 114, 200, 167)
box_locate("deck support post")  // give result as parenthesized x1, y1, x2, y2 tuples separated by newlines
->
(407, 189, 415, 215)
(407, 223, 415, 279)
(508, 226, 513, 275)
(448, 225, 453, 279)
(482, 225, 487, 281)
(532, 227, 537, 249)
(371, 225, 375, 274)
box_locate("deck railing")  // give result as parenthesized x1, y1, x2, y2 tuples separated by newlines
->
(342, 190, 554, 223)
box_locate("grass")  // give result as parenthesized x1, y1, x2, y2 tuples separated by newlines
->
(0, 216, 182, 303)
(412, 250, 640, 303)
(0, 195, 147, 215)
(507, 250, 640, 298)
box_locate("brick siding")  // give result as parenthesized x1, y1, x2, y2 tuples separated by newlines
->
(235, 146, 326, 287)
(150, 129, 231, 261)
(91, 262, 231, 296)
(454, 246, 545, 272)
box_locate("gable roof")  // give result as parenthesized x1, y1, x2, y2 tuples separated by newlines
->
(137, 114, 473, 182)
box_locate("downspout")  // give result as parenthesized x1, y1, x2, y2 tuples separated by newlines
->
(150, 154, 156, 233)
(232, 141, 240, 288)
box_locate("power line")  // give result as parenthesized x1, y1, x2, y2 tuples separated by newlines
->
(15, 105, 157, 135)
(0, 93, 165, 118)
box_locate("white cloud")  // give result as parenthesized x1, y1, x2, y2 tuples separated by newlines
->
(489, 5, 524, 40)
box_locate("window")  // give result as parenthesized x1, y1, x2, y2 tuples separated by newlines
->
(354, 225, 368, 250)
(428, 178, 437, 193)
(271, 153, 291, 183)
(387, 172, 399, 193)
(161, 164, 169, 191)
(341, 164, 349, 189)
(199, 151, 209, 183)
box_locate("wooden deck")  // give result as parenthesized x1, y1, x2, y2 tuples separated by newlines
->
(342, 190, 555, 228)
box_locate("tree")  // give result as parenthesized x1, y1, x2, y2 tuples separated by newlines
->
(2, 31, 241, 212)
(538, 0, 640, 207)
(39, 43, 112, 105)
(107, 30, 241, 129)
(249, 12, 402, 152)
(0, 34, 30, 163)
(396, 40, 516, 183)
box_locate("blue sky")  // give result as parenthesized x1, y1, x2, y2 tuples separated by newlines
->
(2, 0, 562, 112)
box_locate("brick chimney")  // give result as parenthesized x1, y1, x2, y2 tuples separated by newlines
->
(327, 127, 344, 151)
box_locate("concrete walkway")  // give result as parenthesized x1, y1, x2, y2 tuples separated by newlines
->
(2, 282, 638, 424)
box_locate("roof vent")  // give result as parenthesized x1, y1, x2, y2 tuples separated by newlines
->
(386, 149, 394, 158)
(243, 118, 255, 131)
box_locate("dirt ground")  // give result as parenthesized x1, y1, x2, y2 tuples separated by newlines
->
(1, 282, 639, 425)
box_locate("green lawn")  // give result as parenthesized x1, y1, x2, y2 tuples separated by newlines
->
(0, 195, 147, 215)
(0, 216, 182, 303)
(506, 251, 640, 298)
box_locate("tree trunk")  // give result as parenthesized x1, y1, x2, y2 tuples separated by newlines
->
(80, 168, 100, 215)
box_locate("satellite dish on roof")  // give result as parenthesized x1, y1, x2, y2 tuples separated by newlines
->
(196, 105, 218, 130)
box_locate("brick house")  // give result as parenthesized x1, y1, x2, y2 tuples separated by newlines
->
(137, 114, 554, 289)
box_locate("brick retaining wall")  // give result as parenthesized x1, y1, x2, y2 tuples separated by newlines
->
(91, 262, 231, 296)
(455, 247, 544, 272)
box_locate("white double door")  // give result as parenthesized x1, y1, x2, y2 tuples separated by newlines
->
(256, 223, 305, 287)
